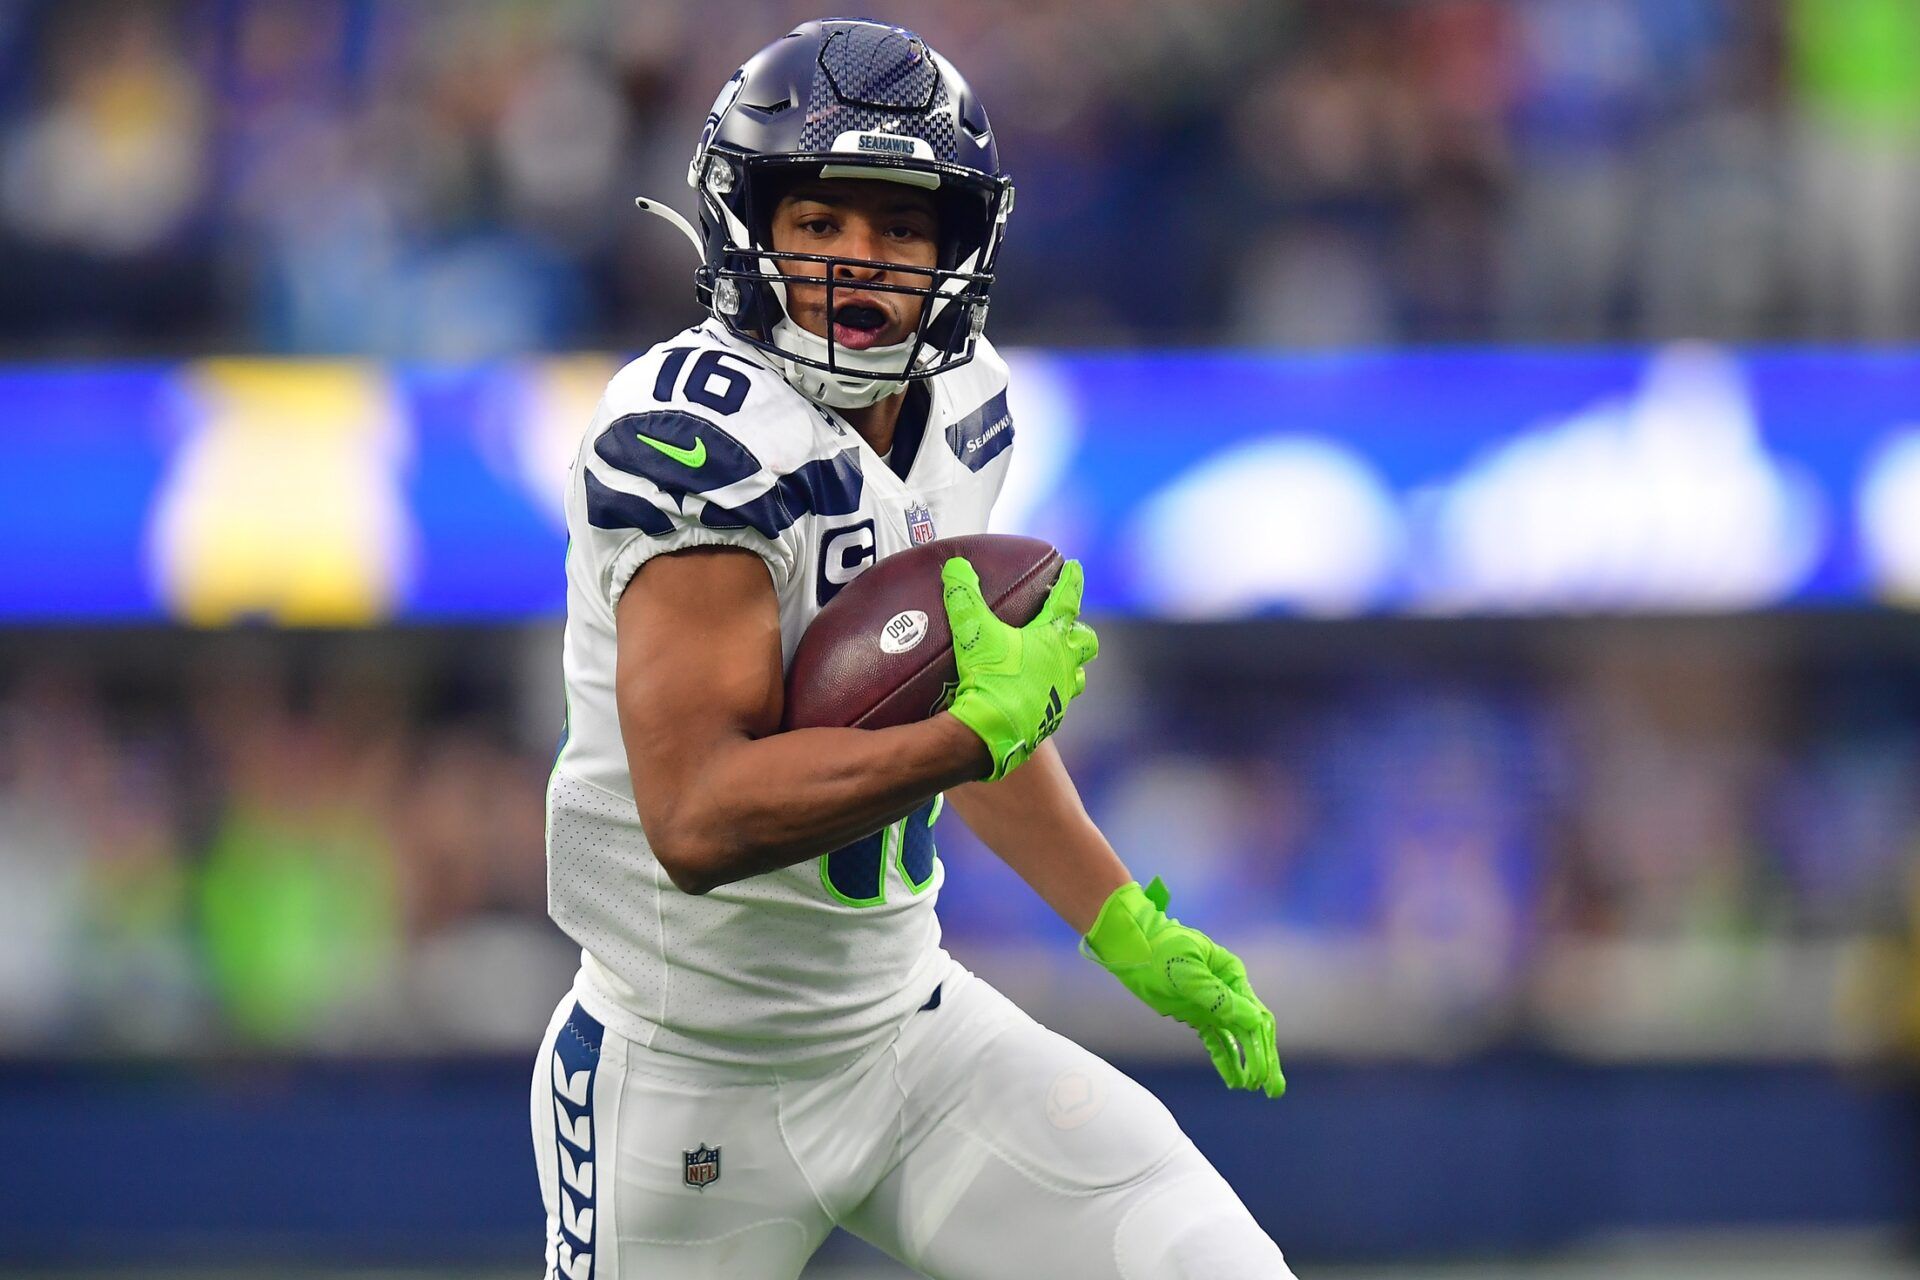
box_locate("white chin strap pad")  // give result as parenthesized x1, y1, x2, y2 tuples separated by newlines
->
(769, 315, 913, 410)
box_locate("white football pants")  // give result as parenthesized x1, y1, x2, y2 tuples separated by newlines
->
(531, 958, 1295, 1279)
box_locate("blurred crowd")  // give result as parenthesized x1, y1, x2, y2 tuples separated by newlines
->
(6, 625, 1920, 1058)
(0, 641, 572, 1054)
(3, 0, 1920, 357)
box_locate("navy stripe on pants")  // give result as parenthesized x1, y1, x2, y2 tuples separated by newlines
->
(550, 1004, 604, 1280)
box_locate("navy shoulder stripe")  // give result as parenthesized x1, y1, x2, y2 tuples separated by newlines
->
(594, 409, 761, 497)
(701, 450, 865, 539)
(584, 470, 674, 535)
(945, 390, 1014, 472)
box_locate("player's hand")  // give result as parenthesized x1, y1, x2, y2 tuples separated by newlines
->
(1082, 877, 1286, 1097)
(940, 556, 1099, 782)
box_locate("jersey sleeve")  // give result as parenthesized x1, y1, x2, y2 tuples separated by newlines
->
(571, 338, 866, 614)
(572, 358, 814, 614)
(575, 411, 796, 612)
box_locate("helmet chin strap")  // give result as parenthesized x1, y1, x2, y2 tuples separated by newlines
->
(769, 314, 911, 409)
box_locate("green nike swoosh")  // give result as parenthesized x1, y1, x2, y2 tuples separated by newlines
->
(635, 432, 706, 468)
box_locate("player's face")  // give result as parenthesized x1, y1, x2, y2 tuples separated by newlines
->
(770, 179, 940, 353)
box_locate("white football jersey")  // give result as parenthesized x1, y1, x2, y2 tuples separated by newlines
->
(547, 318, 1014, 1066)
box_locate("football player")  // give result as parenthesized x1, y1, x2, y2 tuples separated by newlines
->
(532, 19, 1294, 1279)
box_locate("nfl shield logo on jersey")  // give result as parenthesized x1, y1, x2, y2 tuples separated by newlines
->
(683, 1144, 722, 1190)
(905, 503, 937, 545)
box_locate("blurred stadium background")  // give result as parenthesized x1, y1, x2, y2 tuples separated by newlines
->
(4, 0, 1920, 1276)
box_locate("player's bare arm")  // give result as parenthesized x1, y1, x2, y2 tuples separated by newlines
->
(946, 741, 1129, 934)
(615, 544, 986, 895)
(951, 737, 1284, 1095)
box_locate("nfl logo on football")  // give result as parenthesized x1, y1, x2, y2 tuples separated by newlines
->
(683, 1144, 721, 1190)
(905, 503, 936, 546)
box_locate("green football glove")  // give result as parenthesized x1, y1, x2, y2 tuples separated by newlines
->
(940, 556, 1099, 781)
(1083, 877, 1286, 1097)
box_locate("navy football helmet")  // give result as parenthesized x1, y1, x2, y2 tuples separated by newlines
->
(635, 20, 1014, 409)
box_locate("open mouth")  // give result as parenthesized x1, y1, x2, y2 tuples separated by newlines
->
(831, 302, 891, 351)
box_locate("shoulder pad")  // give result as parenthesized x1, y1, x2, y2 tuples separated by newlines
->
(602, 326, 835, 477)
(938, 335, 1014, 473)
(587, 327, 865, 540)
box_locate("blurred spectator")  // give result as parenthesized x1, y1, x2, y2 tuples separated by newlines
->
(1553, 645, 1777, 940)
(1786, 0, 1920, 340)
(0, 2, 216, 350)
(1495, 0, 1662, 340)
(1634, 4, 1784, 340)
(396, 727, 574, 1049)
(73, 756, 202, 1052)
(0, 677, 96, 1045)
(1227, 9, 1421, 345)
(196, 703, 404, 1046)
(0, 4, 204, 257)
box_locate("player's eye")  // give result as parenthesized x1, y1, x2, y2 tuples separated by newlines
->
(800, 217, 836, 235)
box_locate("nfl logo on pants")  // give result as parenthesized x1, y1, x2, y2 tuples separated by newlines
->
(684, 1144, 722, 1190)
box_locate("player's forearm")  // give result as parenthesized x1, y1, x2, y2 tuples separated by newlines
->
(946, 742, 1130, 935)
(638, 712, 988, 894)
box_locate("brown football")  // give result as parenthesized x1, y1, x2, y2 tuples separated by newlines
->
(783, 533, 1065, 731)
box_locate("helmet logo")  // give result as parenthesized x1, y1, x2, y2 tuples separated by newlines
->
(829, 130, 935, 163)
(690, 69, 747, 187)
(857, 134, 915, 157)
